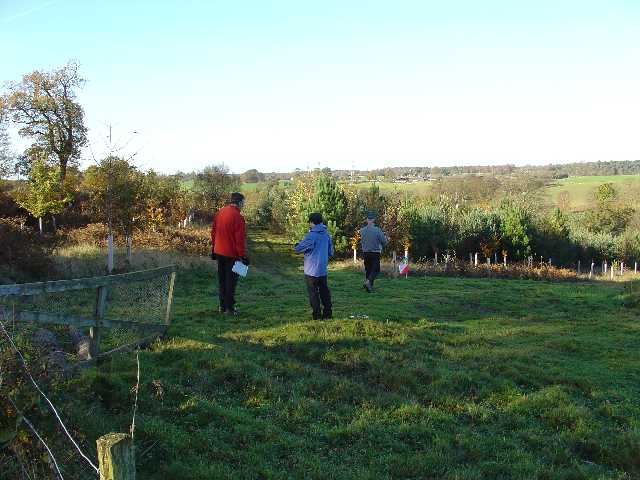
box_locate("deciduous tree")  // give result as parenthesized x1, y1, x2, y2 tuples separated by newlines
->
(3, 61, 87, 183)
(0, 100, 13, 179)
(84, 156, 146, 266)
(14, 159, 75, 234)
(192, 164, 239, 215)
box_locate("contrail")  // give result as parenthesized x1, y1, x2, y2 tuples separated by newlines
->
(0, 0, 59, 24)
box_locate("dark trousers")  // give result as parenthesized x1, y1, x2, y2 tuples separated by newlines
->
(363, 252, 381, 285)
(305, 275, 332, 320)
(217, 255, 239, 311)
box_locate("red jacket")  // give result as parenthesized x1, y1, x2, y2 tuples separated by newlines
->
(211, 205, 246, 258)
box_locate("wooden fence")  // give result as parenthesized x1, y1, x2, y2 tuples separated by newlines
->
(0, 266, 177, 479)
(0, 265, 176, 361)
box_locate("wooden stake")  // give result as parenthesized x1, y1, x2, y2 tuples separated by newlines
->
(392, 250, 398, 278)
(90, 286, 108, 361)
(97, 433, 135, 480)
(164, 271, 176, 327)
(107, 233, 114, 274)
(126, 235, 133, 265)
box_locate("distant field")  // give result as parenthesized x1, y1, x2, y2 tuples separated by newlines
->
(361, 181, 434, 196)
(544, 175, 640, 211)
(240, 182, 259, 192)
(211, 174, 640, 211)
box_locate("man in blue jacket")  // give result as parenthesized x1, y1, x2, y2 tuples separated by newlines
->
(294, 212, 333, 320)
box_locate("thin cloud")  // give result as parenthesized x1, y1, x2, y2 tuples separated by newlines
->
(1, 1, 59, 24)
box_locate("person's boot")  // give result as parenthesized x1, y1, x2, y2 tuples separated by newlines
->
(322, 310, 332, 320)
(364, 279, 373, 293)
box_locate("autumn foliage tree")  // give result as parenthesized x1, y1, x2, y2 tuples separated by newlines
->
(83, 156, 146, 264)
(0, 100, 13, 179)
(3, 61, 87, 183)
(14, 158, 76, 234)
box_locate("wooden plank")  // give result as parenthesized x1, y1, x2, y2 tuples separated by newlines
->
(98, 330, 165, 359)
(164, 271, 176, 326)
(0, 265, 177, 298)
(0, 307, 95, 327)
(97, 433, 136, 480)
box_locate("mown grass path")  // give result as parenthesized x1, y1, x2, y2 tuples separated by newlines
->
(71, 235, 640, 479)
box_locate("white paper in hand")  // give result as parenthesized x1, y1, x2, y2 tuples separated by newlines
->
(232, 260, 249, 277)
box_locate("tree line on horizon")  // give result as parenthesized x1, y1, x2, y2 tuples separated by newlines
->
(1, 61, 639, 283)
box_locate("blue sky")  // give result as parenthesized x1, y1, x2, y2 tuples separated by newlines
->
(2, 0, 639, 173)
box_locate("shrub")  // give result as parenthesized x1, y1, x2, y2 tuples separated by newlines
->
(0, 218, 53, 282)
(65, 223, 210, 256)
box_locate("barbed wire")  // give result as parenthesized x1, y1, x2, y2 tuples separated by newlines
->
(6, 396, 65, 480)
(130, 348, 140, 442)
(0, 315, 100, 475)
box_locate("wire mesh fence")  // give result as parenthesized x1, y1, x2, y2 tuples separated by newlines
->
(0, 266, 175, 479)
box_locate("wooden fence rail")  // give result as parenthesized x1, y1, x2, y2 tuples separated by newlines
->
(0, 265, 176, 361)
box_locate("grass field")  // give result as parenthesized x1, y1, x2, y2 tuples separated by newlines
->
(356, 181, 434, 196)
(544, 175, 640, 211)
(47, 233, 640, 479)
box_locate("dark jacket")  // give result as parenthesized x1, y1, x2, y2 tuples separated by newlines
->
(359, 224, 388, 253)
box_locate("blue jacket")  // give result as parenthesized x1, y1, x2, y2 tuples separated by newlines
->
(294, 224, 334, 277)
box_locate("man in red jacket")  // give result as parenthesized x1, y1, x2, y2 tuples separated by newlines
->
(211, 192, 249, 315)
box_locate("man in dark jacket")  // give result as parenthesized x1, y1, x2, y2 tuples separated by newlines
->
(211, 192, 249, 315)
(360, 212, 388, 292)
(294, 212, 333, 320)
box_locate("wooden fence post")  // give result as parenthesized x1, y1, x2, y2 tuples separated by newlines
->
(392, 251, 398, 278)
(577, 260, 581, 274)
(97, 433, 135, 480)
(590, 261, 594, 279)
(90, 285, 108, 360)
(621, 262, 624, 275)
(635, 261, 638, 274)
(474, 253, 478, 267)
(107, 233, 114, 274)
(164, 271, 176, 328)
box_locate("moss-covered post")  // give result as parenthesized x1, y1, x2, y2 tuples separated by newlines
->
(97, 433, 135, 480)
